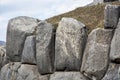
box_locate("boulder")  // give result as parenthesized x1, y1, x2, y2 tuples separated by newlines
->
(36, 21, 55, 74)
(21, 35, 36, 64)
(0, 62, 49, 80)
(81, 28, 113, 80)
(102, 63, 120, 80)
(6, 16, 38, 62)
(55, 17, 87, 71)
(110, 19, 120, 63)
(104, 4, 119, 29)
(50, 72, 89, 80)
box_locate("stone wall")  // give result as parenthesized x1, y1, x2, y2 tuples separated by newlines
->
(0, 4, 120, 80)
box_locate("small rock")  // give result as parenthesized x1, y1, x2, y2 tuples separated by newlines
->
(81, 28, 113, 80)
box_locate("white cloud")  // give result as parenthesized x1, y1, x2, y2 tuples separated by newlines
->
(0, 0, 93, 41)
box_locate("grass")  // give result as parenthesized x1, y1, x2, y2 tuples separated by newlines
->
(46, 1, 120, 33)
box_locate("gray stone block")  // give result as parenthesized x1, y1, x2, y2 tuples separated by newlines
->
(102, 63, 120, 80)
(36, 21, 55, 74)
(81, 28, 113, 80)
(0, 62, 49, 80)
(104, 4, 119, 29)
(55, 17, 87, 71)
(21, 35, 36, 64)
(110, 19, 120, 63)
(6, 16, 38, 62)
(50, 72, 89, 80)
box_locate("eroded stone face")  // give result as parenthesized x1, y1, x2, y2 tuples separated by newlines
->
(36, 21, 55, 74)
(0, 46, 8, 69)
(6, 16, 38, 62)
(55, 17, 87, 71)
(110, 19, 120, 63)
(102, 63, 120, 80)
(50, 72, 89, 80)
(21, 35, 36, 65)
(81, 28, 113, 80)
(104, 4, 119, 29)
(0, 62, 49, 80)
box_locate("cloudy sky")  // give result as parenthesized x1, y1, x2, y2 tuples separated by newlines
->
(0, 0, 93, 41)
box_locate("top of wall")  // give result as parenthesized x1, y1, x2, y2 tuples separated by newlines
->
(93, 0, 120, 5)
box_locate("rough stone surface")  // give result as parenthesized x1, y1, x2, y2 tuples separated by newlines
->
(21, 35, 36, 64)
(6, 16, 38, 62)
(102, 63, 120, 80)
(0, 46, 9, 69)
(81, 28, 113, 80)
(0, 46, 6, 68)
(55, 17, 87, 71)
(110, 19, 120, 63)
(36, 21, 55, 74)
(104, 4, 119, 29)
(50, 72, 89, 80)
(0, 62, 49, 80)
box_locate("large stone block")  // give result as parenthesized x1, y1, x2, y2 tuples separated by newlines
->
(104, 4, 119, 29)
(102, 63, 120, 80)
(55, 17, 87, 71)
(6, 16, 38, 62)
(0, 62, 49, 80)
(81, 28, 113, 80)
(110, 19, 120, 63)
(50, 72, 89, 80)
(21, 35, 36, 64)
(36, 21, 55, 74)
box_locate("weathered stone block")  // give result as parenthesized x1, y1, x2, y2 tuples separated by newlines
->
(50, 72, 89, 80)
(21, 35, 36, 64)
(0, 62, 49, 80)
(104, 4, 119, 29)
(36, 21, 55, 74)
(110, 19, 120, 63)
(6, 16, 38, 62)
(81, 28, 113, 80)
(0, 46, 7, 69)
(102, 63, 120, 80)
(55, 17, 87, 71)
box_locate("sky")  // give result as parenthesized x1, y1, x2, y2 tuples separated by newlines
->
(0, 0, 93, 41)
